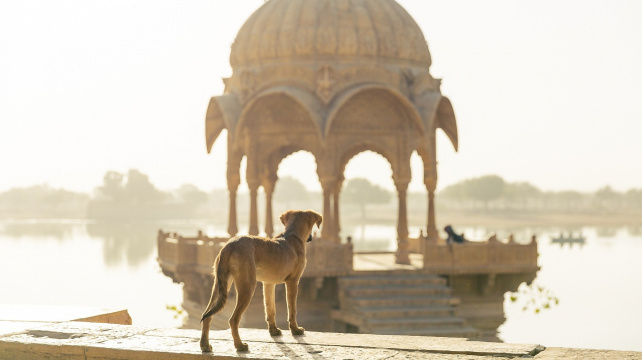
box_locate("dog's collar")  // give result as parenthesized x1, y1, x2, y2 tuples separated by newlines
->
(282, 232, 312, 243)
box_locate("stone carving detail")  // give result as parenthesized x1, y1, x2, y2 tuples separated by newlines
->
(316, 65, 336, 104)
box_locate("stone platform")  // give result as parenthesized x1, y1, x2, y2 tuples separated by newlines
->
(2, 321, 641, 359)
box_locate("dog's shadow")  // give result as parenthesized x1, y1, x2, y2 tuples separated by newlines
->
(268, 334, 328, 360)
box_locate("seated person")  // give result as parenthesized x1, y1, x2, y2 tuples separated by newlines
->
(444, 225, 467, 244)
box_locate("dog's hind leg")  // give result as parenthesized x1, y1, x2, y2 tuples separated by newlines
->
(229, 273, 256, 351)
(263, 282, 282, 336)
(200, 277, 220, 352)
(285, 279, 305, 335)
(200, 277, 234, 352)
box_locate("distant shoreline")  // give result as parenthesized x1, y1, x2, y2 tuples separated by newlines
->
(2, 210, 640, 228)
(437, 212, 642, 227)
(345, 210, 642, 228)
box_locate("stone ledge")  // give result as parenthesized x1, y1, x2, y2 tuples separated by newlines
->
(0, 304, 131, 325)
(0, 320, 640, 360)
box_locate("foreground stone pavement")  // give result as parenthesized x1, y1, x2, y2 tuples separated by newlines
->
(1, 320, 640, 359)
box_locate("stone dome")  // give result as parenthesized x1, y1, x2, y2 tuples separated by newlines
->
(230, 0, 432, 69)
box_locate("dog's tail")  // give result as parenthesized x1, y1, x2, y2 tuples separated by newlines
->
(200, 248, 230, 322)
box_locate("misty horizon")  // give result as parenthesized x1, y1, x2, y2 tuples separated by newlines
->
(2, 1, 641, 196)
(1, 168, 639, 196)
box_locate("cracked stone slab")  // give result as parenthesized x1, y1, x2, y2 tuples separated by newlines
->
(533, 347, 642, 360)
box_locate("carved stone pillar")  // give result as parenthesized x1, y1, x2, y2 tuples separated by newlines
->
(263, 176, 277, 238)
(332, 179, 343, 242)
(395, 179, 411, 265)
(425, 176, 438, 241)
(320, 179, 335, 240)
(227, 186, 238, 237)
(245, 129, 260, 236)
(248, 179, 260, 236)
(226, 147, 242, 238)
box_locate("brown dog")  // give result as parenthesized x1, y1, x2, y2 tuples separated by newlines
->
(200, 209, 322, 352)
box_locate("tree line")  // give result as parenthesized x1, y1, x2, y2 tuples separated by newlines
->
(438, 175, 642, 214)
(1, 171, 640, 219)
(0, 169, 384, 220)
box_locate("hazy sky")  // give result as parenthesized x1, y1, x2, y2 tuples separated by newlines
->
(1, 0, 641, 194)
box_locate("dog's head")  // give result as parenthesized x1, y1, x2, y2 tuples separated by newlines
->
(280, 210, 322, 242)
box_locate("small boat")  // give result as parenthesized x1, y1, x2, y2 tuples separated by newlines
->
(551, 233, 585, 244)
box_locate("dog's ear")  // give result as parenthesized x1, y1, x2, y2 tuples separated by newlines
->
(314, 212, 322, 229)
(280, 211, 292, 226)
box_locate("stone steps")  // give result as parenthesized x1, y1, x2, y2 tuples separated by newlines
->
(335, 272, 480, 338)
(343, 284, 452, 298)
(371, 325, 480, 338)
(344, 294, 460, 308)
(367, 316, 466, 330)
(339, 273, 447, 287)
(358, 305, 458, 319)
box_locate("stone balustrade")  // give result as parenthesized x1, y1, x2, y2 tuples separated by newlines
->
(422, 236, 539, 275)
(157, 231, 353, 284)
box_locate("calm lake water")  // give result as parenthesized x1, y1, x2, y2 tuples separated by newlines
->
(1, 219, 640, 351)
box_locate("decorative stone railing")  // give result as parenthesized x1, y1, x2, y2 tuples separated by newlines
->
(157, 231, 353, 283)
(422, 235, 539, 275)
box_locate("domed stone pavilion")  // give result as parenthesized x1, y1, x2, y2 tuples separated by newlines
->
(205, 0, 459, 264)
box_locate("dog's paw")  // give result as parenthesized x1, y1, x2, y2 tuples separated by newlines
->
(290, 326, 305, 336)
(235, 342, 249, 352)
(200, 342, 212, 352)
(269, 327, 282, 336)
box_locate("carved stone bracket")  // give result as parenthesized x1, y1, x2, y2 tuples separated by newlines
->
(239, 70, 256, 102)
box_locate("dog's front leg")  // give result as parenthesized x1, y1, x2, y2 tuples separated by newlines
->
(263, 282, 282, 336)
(285, 279, 304, 335)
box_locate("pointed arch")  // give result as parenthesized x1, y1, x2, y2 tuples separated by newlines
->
(325, 84, 424, 138)
(235, 85, 325, 145)
(266, 145, 319, 177)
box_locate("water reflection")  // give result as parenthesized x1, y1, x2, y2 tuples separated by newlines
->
(627, 226, 642, 236)
(500, 225, 642, 351)
(86, 222, 158, 267)
(596, 226, 618, 237)
(1, 220, 75, 241)
(0, 220, 174, 268)
(1, 219, 641, 350)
